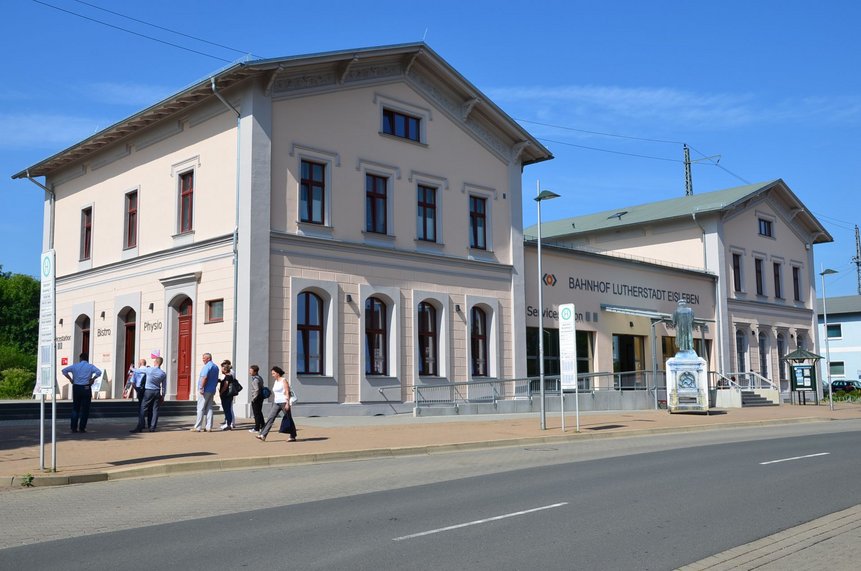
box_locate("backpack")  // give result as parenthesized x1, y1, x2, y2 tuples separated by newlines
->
(261, 386, 271, 399)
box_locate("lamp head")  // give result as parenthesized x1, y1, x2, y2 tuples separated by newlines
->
(820, 268, 838, 276)
(535, 190, 560, 202)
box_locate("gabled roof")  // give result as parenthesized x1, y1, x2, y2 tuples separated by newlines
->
(13, 42, 552, 179)
(817, 295, 861, 315)
(527, 179, 832, 244)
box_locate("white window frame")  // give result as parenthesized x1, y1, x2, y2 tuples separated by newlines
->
(122, 187, 140, 259)
(826, 323, 843, 340)
(290, 277, 338, 381)
(358, 159, 399, 240)
(292, 144, 339, 235)
(730, 249, 745, 293)
(466, 295, 500, 379)
(756, 213, 776, 238)
(78, 203, 94, 271)
(414, 290, 449, 380)
(463, 183, 496, 255)
(410, 170, 448, 247)
(753, 254, 767, 296)
(170, 155, 200, 245)
(359, 284, 400, 379)
(374, 93, 431, 145)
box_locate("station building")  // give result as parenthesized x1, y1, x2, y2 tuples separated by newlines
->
(817, 295, 861, 383)
(14, 43, 832, 415)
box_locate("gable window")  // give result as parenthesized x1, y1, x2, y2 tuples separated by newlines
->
(365, 297, 388, 376)
(758, 218, 773, 237)
(300, 160, 325, 225)
(382, 108, 421, 142)
(80, 207, 93, 261)
(732, 253, 743, 292)
(179, 171, 194, 234)
(471, 307, 488, 377)
(417, 301, 438, 376)
(792, 266, 802, 301)
(754, 258, 765, 295)
(365, 174, 387, 234)
(417, 185, 437, 242)
(773, 262, 783, 298)
(297, 291, 324, 375)
(124, 191, 138, 250)
(469, 196, 487, 250)
(206, 299, 224, 323)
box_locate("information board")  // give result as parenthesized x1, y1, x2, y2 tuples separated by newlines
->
(559, 303, 578, 390)
(791, 364, 817, 391)
(37, 250, 56, 396)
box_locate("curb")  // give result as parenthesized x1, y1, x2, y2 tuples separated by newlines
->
(0, 416, 837, 488)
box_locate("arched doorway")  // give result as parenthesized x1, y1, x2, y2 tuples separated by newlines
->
(119, 308, 137, 398)
(176, 298, 193, 400)
(75, 314, 91, 361)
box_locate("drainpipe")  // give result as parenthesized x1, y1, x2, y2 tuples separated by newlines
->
(212, 78, 241, 371)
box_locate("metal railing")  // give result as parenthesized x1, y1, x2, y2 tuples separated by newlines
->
(412, 371, 670, 414)
(718, 372, 778, 391)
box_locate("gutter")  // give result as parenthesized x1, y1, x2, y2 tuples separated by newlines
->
(25, 170, 55, 249)
(211, 78, 242, 372)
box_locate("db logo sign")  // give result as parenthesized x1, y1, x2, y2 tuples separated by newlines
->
(543, 273, 557, 286)
(61, 357, 68, 365)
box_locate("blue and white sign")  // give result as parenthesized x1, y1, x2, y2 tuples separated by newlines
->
(559, 303, 578, 390)
(36, 250, 56, 396)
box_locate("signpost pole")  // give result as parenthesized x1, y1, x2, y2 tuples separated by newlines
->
(37, 250, 57, 472)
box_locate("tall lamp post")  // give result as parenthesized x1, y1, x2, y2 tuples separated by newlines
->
(535, 184, 560, 430)
(820, 268, 838, 411)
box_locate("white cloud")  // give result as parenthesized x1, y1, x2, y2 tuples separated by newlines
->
(0, 113, 102, 150)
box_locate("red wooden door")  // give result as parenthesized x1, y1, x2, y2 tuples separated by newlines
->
(123, 318, 136, 393)
(176, 299, 193, 400)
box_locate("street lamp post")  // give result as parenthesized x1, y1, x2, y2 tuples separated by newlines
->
(535, 183, 560, 430)
(820, 268, 838, 411)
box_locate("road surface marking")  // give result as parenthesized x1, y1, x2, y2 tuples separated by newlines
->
(760, 452, 830, 465)
(392, 502, 568, 541)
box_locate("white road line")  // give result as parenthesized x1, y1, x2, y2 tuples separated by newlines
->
(760, 452, 830, 465)
(392, 502, 568, 541)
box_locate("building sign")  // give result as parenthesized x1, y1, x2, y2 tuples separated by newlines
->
(568, 277, 701, 305)
(36, 250, 56, 396)
(559, 303, 578, 390)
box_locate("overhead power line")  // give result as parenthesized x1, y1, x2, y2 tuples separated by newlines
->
(31, 0, 234, 63)
(71, 0, 262, 58)
(517, 118, 683, 145)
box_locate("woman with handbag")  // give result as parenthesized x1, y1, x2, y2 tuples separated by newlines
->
(218, 360, 236, 431)
(256, 366, 297, 442)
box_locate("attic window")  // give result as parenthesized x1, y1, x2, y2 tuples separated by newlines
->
(608, 211, 628, 220)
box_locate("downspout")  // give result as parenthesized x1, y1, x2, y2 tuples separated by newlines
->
(692, 210, 725, 377)
(25, 170, 55, 249)
(212, 78, 241, 371)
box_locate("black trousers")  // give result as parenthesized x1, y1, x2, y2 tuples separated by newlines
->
(251, 397, 265, 430)
(135, 389, 161, 431)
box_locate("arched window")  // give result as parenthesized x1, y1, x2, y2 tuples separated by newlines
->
(776, 333, 787, 380)
(365, 297, 387, 375)
(75, 314, 91, 361)
(418, 301, 437, 376)
(297, 292, 324, 374)
(758, 332, 769, 378)
(471, 307, 488, 377)
(735, 329, 747, 372)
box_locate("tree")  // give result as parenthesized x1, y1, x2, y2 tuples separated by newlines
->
(0, 265, 40, 355)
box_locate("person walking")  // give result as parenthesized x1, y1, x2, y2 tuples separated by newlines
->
(218, 360, 236, 431)
(130, 356, 167, 433)
(248, 365, 265, 433)
(61, 353, 101, 433)
(256, 366, 297, 442)
(192, 353, 219, 432)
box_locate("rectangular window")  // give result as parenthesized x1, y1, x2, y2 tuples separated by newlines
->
(382, 108, 421, 142)
(300, 160, 325, 225)
(80, 207, 93, 260)
(732, 253, 742, 292)
(206, 299, 224, 323)
(365, 174, 387, 234)
(826, 324, 842, 339)
(469, 196, 487, 250)
(124, 190, 138, 249)
(179, 171, 194, 234)
(755, 258, 764, 295)
(830, 361, 845, 376)
(758, 218, 773, 237)
(417, 185, 437, 242)
(792, 266, 802, 301)
(773, 262, 782, 298)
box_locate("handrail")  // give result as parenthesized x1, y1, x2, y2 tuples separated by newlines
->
(377, 387, 405, 415)
(748, 371, 778, 391)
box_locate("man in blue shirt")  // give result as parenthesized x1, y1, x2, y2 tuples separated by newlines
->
(130, 356, 167, 433)
(61, 353, 102, 433)
(192, 353, 219, 432)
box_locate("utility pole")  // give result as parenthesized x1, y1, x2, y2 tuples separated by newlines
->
(854, 225, 861, 295)
(684, 144, 693, 196)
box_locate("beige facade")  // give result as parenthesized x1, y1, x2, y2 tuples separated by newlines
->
(15, 44, 552, 413)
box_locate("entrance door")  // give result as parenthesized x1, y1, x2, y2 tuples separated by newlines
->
(613, 334, 645, 389)
(176, 299, 193, 400)
(123, 311, 136, 395)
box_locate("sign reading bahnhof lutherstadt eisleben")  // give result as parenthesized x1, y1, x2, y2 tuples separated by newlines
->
(567, 277, 701, 305)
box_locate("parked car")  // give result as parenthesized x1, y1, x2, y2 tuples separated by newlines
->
(828, 380, 861, 392)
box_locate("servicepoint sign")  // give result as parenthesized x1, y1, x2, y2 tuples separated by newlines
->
(559, 303, 578, 391)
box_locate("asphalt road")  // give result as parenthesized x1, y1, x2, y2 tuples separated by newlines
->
(2, 421, 860, 570)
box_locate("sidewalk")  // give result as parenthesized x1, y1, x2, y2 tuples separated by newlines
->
(3, 403, 860, 488)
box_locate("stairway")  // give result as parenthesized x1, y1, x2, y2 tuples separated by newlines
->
(740, 390, 778, 407)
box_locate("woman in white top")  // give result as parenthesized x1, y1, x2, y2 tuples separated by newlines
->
(256, 366, 297, 441)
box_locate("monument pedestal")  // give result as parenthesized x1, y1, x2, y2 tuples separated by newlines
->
(666, 352, 708, 414)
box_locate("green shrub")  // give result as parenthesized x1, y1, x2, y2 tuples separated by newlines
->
(0, 344, 36, 372)
(0, 368, 36, 399)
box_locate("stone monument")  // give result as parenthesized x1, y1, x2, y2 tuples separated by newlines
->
(666, 300, 708, 413)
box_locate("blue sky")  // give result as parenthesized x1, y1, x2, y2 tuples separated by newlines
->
(2, 0, 859, 296)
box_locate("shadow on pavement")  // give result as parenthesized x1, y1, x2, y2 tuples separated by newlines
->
(108, 451, 216, 466)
